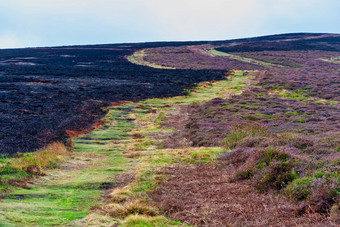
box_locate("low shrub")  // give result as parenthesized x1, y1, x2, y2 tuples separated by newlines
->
(231, 147, 298, 191)
(285, 177, 314, 201)
(285, 171, 340, 214)
(254, 148, 297, 191)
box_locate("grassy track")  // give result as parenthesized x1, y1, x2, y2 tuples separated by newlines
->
(126, 50, 176, 69)
(205, 48, 283, 68)
(0, 105, 136, 226)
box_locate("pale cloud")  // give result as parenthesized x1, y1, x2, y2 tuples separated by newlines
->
(0, 33, 39, 49)
(0, 0, 339, 48)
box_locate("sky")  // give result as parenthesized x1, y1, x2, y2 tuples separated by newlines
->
(0, 0, 339, 48)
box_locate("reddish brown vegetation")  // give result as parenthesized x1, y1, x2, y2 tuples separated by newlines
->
(152, 165, 331, 226)
(66, 119, 105, 147)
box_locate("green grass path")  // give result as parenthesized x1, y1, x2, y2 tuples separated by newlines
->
(0, 105, 136, 226)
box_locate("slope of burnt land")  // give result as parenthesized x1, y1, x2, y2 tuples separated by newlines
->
(0, 46, 226, 155)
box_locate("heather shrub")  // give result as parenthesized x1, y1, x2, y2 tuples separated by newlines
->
(292, 137, 314, 150)
(233, 147, 298, 191)
(285, 177, 314, 201)
(285, 171, 340, 214)
(219, 147, 257, 167)
(330, 203, 340, 224)
(234, 136, 273, 148)
(255, 161, 297, 191)
(308, 179, 339, 214)
(253, 148, 297, 191)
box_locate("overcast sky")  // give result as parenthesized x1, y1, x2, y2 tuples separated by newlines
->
(0, 0, 339, 48)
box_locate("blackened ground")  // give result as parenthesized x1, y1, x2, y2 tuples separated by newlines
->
(0, 46, 226, 154)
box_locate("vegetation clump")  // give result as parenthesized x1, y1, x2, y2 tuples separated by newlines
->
(0, 142, 68, 193)
(224, 123, 268, 150)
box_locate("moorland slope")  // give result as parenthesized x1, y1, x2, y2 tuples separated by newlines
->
(0, 33, 340, 226)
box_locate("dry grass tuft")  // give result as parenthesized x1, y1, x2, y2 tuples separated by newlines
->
(105, 200, 158, 218)
(224, 123, 268, 150)
(10, 142, 69, 174)
(109, 187, 133, 203)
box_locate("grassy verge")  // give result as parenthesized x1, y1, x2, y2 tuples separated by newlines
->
(0, 142, 69, 194)
(126, 49, 176, 69)
(269, 88, 339, 105)
(319, 57, 340, 64)
(204, 48, 283, 68)
(0, 106, 135, 226)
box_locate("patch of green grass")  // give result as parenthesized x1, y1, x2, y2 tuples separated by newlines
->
(319, 57, 340, 64)
(295, 90, 309, 95)
(126, 49, 175, 69)
(293, 119, 306, 123)
(222, 103, 232, 108)
(255, 113, 273, 119)
(122, 215, 187, 227)
(286, 111, 302, 116)
(272, 89, 339, 105)
(154, 112, 166, 127)
(207, 49, 281, 68)
(271, 89, 309, 101)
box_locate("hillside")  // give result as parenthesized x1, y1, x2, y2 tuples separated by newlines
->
(0, 33, 340, 226)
